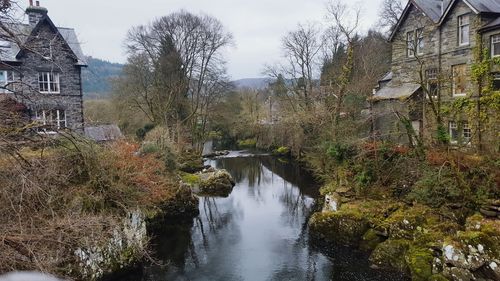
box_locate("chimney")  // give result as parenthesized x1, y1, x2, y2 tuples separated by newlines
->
(26, 0, 48, 26)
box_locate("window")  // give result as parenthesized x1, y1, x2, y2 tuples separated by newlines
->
(426, 68, 439, 99)
(492, 34, 500, 57)
(463, 121, 471, 144)
(0, 70, 19, 93)
(452, 64, 467, 96)
(38, 72, 60, 93)
(416, 28, 424, 55)
(449, 121, 458, 144)
(493, 73, 500, 91)
(458, 15, 470, 46)
(449, 121, 471, 145)
(407, 31, 415, 57)
(34, 109, 67, 130)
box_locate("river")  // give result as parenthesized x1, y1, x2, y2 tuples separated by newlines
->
(116, 151, 407, 281)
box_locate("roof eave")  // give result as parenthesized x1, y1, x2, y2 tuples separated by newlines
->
(438, 0, 480, 25)
(389, 1, 413, 42)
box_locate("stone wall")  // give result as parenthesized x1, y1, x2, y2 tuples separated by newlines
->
(4, 21, 84, 132)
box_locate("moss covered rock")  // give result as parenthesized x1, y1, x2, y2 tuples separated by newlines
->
(309, 210, 369, 246)
(159, 185, 199, 218)
(405, 246, 434, 281)
(199, 169, 235, 198)
(177, 152, 205, 173)
(360, 229, 385, 251)
(370, 239, 410, 272)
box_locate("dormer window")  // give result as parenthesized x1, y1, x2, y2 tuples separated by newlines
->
(491, 34, 500, 58)
(38, 72, 60, 94)
(458, 15, 470, 46)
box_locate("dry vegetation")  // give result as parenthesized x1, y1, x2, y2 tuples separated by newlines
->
(0, 135, 193, 278)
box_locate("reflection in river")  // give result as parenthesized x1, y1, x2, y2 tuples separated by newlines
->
(119, 152, 407, 281)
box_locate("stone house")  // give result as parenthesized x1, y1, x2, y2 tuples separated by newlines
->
(0, 0, 86, 133)
(372, 0, 500, 149)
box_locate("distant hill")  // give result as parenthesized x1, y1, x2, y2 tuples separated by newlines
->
(82, 57, 124, 99)
(232, 78, 271, 90)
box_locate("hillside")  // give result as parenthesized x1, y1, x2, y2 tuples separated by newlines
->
(232, 78, 271, 90)
(82, 57, 124, 99)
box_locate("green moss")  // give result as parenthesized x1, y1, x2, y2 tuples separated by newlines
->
(429, 274, 450, 281)
(369, 239, 410, 273)
(177, 152, 204, 173)
(272, 146, 290, 156)
(309, 210, 369, 246)
(405, 246, 434, 281)
(237, 139, 257, 149)
(198, 170, 235, 197)
(360, 229, 384, 251)
(181, 172, 201, 186)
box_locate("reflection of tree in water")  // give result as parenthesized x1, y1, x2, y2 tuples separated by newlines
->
(212, 157, 264, 187)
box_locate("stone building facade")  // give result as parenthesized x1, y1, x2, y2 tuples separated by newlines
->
(373, 0, 500, 149)
(0, 1, 86, 132)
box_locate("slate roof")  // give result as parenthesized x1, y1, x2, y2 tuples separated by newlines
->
(465, 0, 500, 13)
(413, 0, 450, 23)
(85, 125, 124, 142)
(391, 0, 500, 41)
(481, 17, 500, 32)
(372, 82, 421, 101)
(0, 22, 87, 66)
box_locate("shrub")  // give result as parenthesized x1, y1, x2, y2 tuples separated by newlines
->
(326, 143, 356, 164)
(273, 146, 290, 156)
(136, 123, 155, 140)
(140, 142, 161, 155)
(237, 138, 257, 149)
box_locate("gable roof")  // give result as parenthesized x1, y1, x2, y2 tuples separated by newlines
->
(0, 15, 86, 66)
(390, 0, 500, 41)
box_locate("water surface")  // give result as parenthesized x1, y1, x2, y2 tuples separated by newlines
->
(122, 152, 407, 281)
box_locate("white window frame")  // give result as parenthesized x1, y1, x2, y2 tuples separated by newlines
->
(0, 70, 18, 93)
(458, 14, 470, 46)
(34, 109, 67, 132)
(452, 64, 467, 97)
(491, 34, 500, 58)
(416, 28, 424, 55)
(407, 31, 415, 58)
(463, 121, 471, 144)
(426, 68, 438, 99)
(38, 72, 60, 94)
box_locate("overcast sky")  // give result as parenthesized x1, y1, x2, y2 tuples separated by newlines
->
(20, 0, 385, 79)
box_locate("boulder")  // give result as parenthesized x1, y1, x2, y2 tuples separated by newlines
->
(370, 239, 410, 273)
(199, 169, 235, 197)
(323, 193, 342, 212)
(309, 210, 369, 246)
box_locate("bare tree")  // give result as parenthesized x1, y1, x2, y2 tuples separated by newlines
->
(378, 0, 406, 34)
(265, 23, 323, 110)
(325, 0, 361, 137)
(120, 11, 234, 146)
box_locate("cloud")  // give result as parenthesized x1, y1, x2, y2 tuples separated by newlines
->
(31, 0, 384, 79)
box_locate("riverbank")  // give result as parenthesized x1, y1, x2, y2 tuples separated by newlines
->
(304, 143, 500, 281)
(0, 137, 200, 280)
(106, 153, 408, 281)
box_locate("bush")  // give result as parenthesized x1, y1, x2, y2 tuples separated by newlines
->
(140, 142, 161, 155)
(237, 138, 257, 149)
(273, 146, 290, 156)
(136, 123, 155, 140)
(326, 143, 356, 164)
